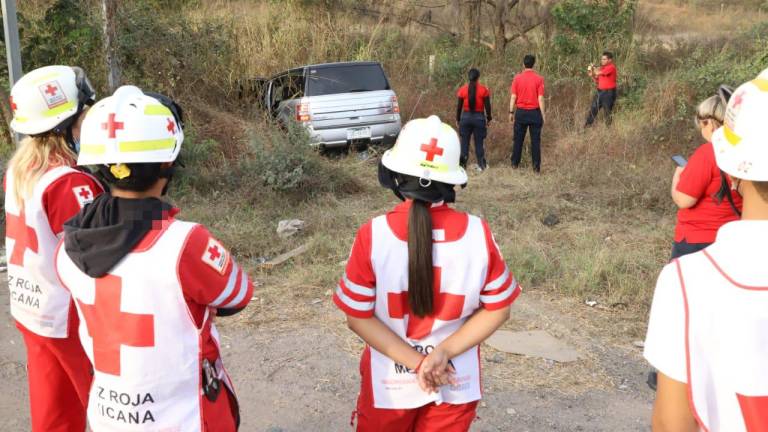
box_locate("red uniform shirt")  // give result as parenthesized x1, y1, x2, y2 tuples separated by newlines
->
(456, 84, 490, 112)
(675, 142, 742, 243)
(4, 168, 104, 236)
(333, 201, 517, 319)
(594, 62, 617, 90)
(510, 69, 545, 110)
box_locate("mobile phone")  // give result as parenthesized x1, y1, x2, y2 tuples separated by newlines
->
(671, 155, 687, 167)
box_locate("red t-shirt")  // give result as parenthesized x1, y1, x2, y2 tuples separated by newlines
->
(675, 142, 743, 243)
(594, 63, 617, 90)
(457, 84, 490, 112)
(510, 69, 545, 109)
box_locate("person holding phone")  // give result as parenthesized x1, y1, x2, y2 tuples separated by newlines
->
(585, 51, 617, 127)
(670, 91, 742, 259)
(645, 68, 768, 432)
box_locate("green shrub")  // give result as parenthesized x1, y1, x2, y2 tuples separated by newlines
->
(243, 121, 363, 197)
(549, 0, 637, 76)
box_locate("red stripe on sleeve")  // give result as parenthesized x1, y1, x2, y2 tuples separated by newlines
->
(481, 275, 513, 296)
(482, 284, 520, 311)
(338, 278, 375, 302)
(333, 293, 374, 318)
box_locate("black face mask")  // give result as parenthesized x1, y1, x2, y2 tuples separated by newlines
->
(377, 160, 460, 203)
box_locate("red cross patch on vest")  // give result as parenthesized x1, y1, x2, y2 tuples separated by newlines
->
(202, 237, 229, 275)
(72, 185, 94, 208)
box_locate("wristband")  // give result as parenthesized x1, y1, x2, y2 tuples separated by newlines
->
(414, 357, 426, 373)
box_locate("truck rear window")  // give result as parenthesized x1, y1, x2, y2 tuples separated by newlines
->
(306, 64, 390, 96)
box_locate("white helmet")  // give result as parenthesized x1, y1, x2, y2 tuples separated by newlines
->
(9, 65, 95, 135)
(712, 68, 768, 181)
(381, 115, 467, 185)
(78, 85, 183, 166)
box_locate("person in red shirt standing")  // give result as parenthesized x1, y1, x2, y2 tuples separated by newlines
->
(55, 86, 252, 431)
(337, 116, 519, 432)
(456, 68, 492, 171)
(585, 51, 618, 126)
(509, 54, 545, 173)
(4, 65, 104, 431)
(670, 90, 742, 259)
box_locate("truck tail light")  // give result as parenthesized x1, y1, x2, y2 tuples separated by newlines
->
(296, 100, 311, 122)
(390, 96, 400, 114)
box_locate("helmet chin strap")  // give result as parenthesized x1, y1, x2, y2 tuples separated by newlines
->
(377, 160, 457, 203)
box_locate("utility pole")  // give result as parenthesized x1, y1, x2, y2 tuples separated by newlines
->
(2, 0, 23, 146)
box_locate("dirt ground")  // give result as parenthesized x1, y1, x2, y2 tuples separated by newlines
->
(0, 254, 654, 432)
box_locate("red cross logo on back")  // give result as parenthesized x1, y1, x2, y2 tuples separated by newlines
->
(387, 267, 465, 339)
(77, 275, 155, 376)
(78, 188, 91, 200)
(420, 138, 444, 162)
(5, 208, 38, 266)
(9, 96, 17, 112)
(45, 84, 58, 96)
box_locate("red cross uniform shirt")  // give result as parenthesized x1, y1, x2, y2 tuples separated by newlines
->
(55, 209, 253, 430)
(4, 169, 104, 236)
(3, 167, 103, 337)
(645, 221, 768, 431)
(334, 201, 519, 408)
(147, 213, 254, 360)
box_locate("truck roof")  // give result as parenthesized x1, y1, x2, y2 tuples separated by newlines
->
(269, 61, 383, 79)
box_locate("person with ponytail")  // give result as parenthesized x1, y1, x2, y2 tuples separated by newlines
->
(3, 66, 103, 431)
(456, 68, 492, 171)
(334, 116, 520, 432)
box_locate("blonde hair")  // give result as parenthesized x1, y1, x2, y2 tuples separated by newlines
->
(7, 134, 76, 207)
(696, 95, 726, 127)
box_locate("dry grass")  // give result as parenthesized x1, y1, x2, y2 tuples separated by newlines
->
(638, 0, 766, 35)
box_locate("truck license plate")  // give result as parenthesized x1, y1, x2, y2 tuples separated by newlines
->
(347, 127, 371, 140)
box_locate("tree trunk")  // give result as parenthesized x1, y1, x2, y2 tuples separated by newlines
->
(102, 0, 121, 92)
(493, 1, 507, 54)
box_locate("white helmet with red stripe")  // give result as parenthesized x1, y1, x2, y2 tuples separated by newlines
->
(712, 68, 768, 181)
(77, 85, 183, 166)
(381, 115, 467, 185)
(9, 65, 95, 136)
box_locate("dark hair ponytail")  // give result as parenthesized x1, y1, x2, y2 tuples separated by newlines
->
(468, 68, 480, 112)
(408, 199, 434, 317)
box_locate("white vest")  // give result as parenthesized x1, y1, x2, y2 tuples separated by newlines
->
(368, 214, 488, 409)
(4, 165, 80, 337)
(56, 220, 228, 432)
(678, 248, 768, 432)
